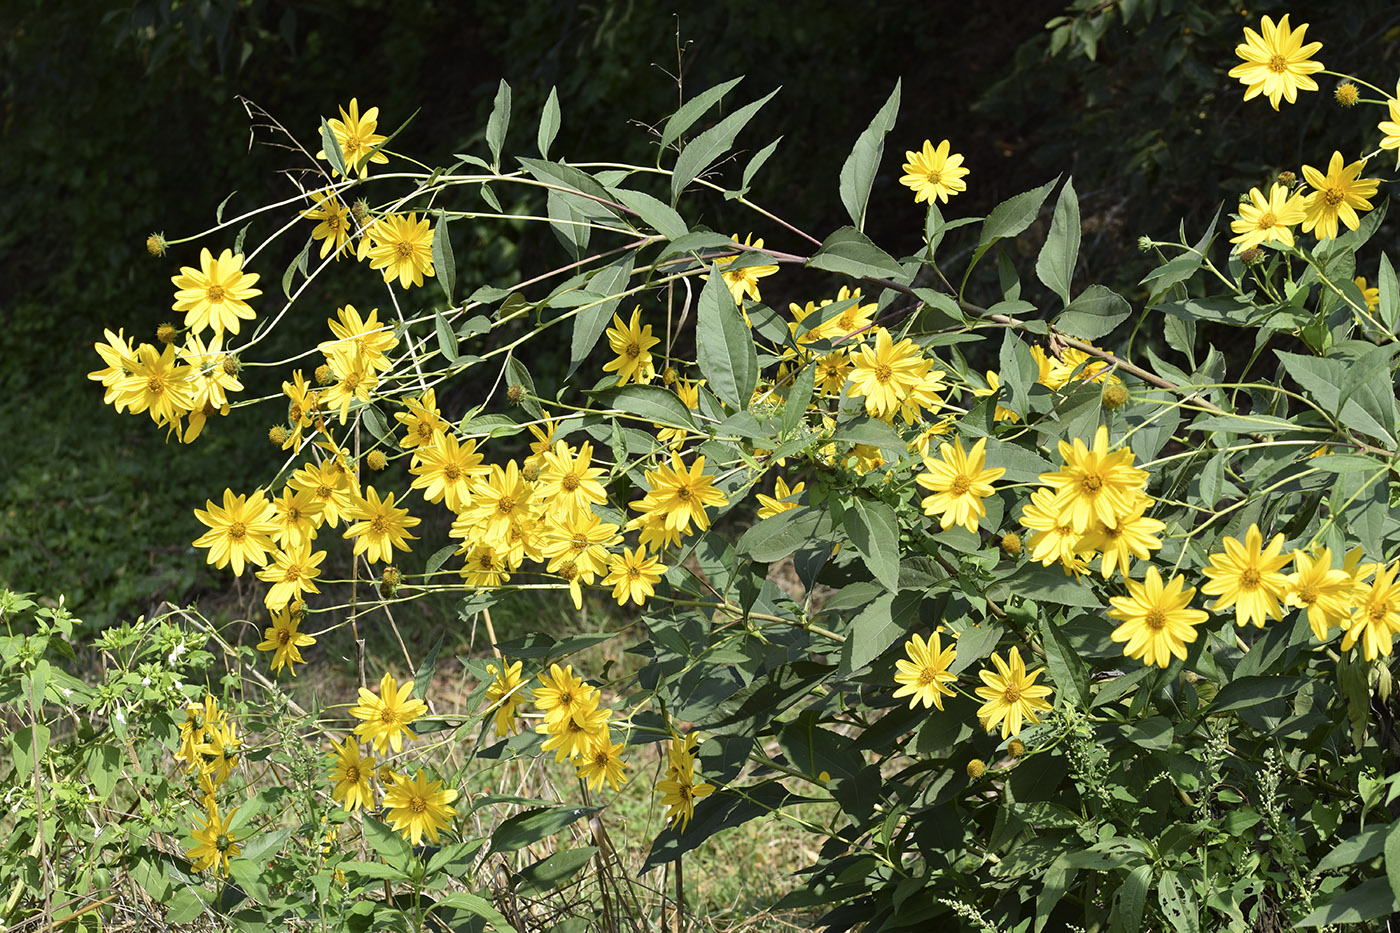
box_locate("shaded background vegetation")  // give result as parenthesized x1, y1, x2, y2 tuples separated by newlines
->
(3, 0, 1398, 627)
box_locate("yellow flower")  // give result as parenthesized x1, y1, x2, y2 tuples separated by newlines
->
(457, 542, 512, 588)
(320, 346, 380, 425)
(364, 213, 435, 288)
(1354, 276, 1381, 314)
(303, 190, 353, 259)
(540, 510, 620, 581)
(268, 485, 324, 549)
(1301, 152, 1380, 242)
(601, 306, 660, 386)
(1020, 486, 1092, 570)
(1107, 566, 1208, 668)
(409, 433, 487, 513)
(915, 437, 1005, 533)
(396, 389, 450, 451)
(756, 476, 805, 520)
(813, 350, 852, 395)
(342, 486, 420, 565)
(1287, 547, 1357, 641)
(319, 304, 399, 372)
(972, 371, 1019, 422)
(1227, 14, 1324, 110)
(532, 663, 597, 729)
(846, 327, 928, 420)
(708, 233, 779, 304)
(177, 696, 225, 770)
(1229, 184, 1307, 252)
(538, 704, 613, 763)
(899, 139, 969, 204)
(461, 460, 538, 548)
(604, 546, 666, 607)
(289, 459, 354, 529)
(1379, 84, 1400, 168)
(187, 802, 240, 876)
(485, 660, 526, 737)
(171, 248, 262, 337)
(383, 770, 458, 846)
(88, 328, 138, 411)
(629, 453, 729, 536)
(1341, 560, 1400, 661)
(1199, 524, 1293, 628)
(255, 603, 316, 675)
(255, 539, 326, 611)
(350, 672, 428, 755)
(891, 631, 957, 710)
(316, 98, 390, 178)
(656, 771, 715, 833)
(1075, 497, 1164, 579)
(974, 647, 1053, 739)
(193, 488, 280, 576)
(577, 738, 629, 792)
(538, 440, 609, 520)
(1038, 426, 1148, 534)
(328, 736, 375, 812)
(194, 719, 241, 787)
(118, 342, 195, 431)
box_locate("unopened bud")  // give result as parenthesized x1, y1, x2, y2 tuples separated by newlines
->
(1239, 247, 1265, 266)
(522, 463, 540, 483)
(662, 367, 678, 386)
(966, 759, 986, 779)
(314, 364, 334, 386)
(221, 357, 239, 376)
(366, 450, 387, 471)
(1137, 236, 1153, 253)
(352, 199, 370, 225)
(146, 233, 168, 257)
(1008, 739, 1026, 758)
(1277, 171, 1297, 187)
(1335, 82, 1360, 107)
(1101, 382, 1129, 410)
(999, 533, 1022, 557)
(506, 384, 525, 405)
(268, 425, 289, 446)
(156, 323, 176, 345)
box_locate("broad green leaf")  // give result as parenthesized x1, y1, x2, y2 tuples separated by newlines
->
(435, 311, 460, 364)
(1296, 876, 1398, 926)
(432, 213, 456, 305)
(839, 80, 900, 231)
(807, 226, 903, 280)
(643, 782, 798, 870)
(485, 79, 511, 169)
(567, 253, 635, 378)
(428, 891, 516, 932)
(505, 356, 543, 419)
(517, 158, 623, 216)
(1119, 864, 1152, 933)
(514, 847, 599, 897)
(736, 504, 828, 562)
(319, 117, 348, 177)
(832, 416, 906, 461)
(537, 86, 561, 159)
(781, 363, 816, 436)
(1141, 205, 1220, 299)
(846, 497, 900, 590)
(489, 805, 601, 855)
(282, 237, 312, 299)
(1036, 854, 1075, 932)
(1056, 284, 1130, 341)
(659, 76, 744, 154)
(1385, 821, 1400, 906)
(1335, 343, 1398, 443)
(697, 266, 757, 409)
(672, 88, 779, 203)
(614, 187, 689, 240)
(1210, 675, 1308, 711)
(1156, 870, 1198, 933)
(1036, 177, 1079, 307)
(980, 177, 1059, 247)
(842, 591, 919, 674)
(362, 815, 413, 871)
(590, 384, 698, 431)
(165, 887, 211, 925)
(1316, 826, 1386, 872)
(1278, 350, 1394, 442)
(1039, 615, 1090, 707)
(1379, 252, 1399, 333)
(731, 136, 782, 199)
(1190, 414, 1299, 434)
(413, 635, 443, 709)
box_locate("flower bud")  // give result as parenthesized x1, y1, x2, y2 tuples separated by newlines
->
(1136, 236, 1154, 253)
(146, 232, 168, 257)
(267, 425, 289, 447)
(1239, 247, 1265, 266)
(222, 357, 239, 376)
(999, 533, 1022, 557)
(506, 384, 525, 405)
(315, 364, 334, 386)
(366, 450, 387, 471)
(1277, 171, 1297, 187)
(1101, 382, 1129, 410)
(156, 323, 176, 345)
(1335, 82, 1359, 107)
(522, 463, 540, 483)
(966, 759, 986, 779)
(1008, 739, 1026, 758)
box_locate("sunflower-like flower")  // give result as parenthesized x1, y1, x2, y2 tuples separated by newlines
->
(316, 98, 390, 178)
(1199, 524, 1292, 628)
(383, 770, 458, 846)
(974, 647, 1053, 739)
(628, 453, 729, 536)
(350, 672, 428, 755)
(1038, 425, 1148, 534)
(1107, 566, 1208, 668)
(1380, 84, 1400, 168)
(303, 190, 353, 259)
(1341, 560, 1400, 661)
(755, 476, 805, 520)
(604, 546, 666, 607)
(915, 437, 1005, 533)
(327, 736, 375, 812)
(363, 213, 435, 288)
(846, 327, 928, 420)
(255, 603, 317, 675)
(709, 233, 779, 305)
(602, 306, 660, 386)
(171, 248, 262, 337)
(1301, 151, 1380, 242)
(1227, 14, 1324, 110)
(187, 802, 240, 876)
(891, 631, 958, 710)
(255, 539, 326, 611)
(577, 739, 629, 792)
(193, 488, 280, 576)
(1229, 183, 1308, 252)
(899, 139, 969, 204)
(343, 486, 421, 565)
(485, 659, 526, 737)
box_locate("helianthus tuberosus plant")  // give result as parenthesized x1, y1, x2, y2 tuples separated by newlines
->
(37, 11, 1400, 929)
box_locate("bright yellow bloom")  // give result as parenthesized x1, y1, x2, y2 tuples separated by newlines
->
(485, 660, 526, 737)
(1199, 524, 1292, 628)
(1380, 85, 1400, 168)
(916, 437, 1005, 533)
(532, 664, 597, 729)
(328, 736, 375, 812)
(255, 540, 326, 611)
(177, 696, 225, 770)
(815, 286, 878, 344)
(187, 802, 240, 876)
(972, 371, 1019, 422)
(279, 370, 319, 451)
(316, 98, 389, 177)
(1229, 183, 1307, 252)
(709, 233, 779, 305)
(813, 350, 852, 395)
(1038, 426, 1148, 534)
(1107, 566, 1208, 668)
(899, 138, 969, 204)
(319, 304, 399, 372)
(268, 485, 324, 549)
(410, 433, 487, 512)
(1355, 276, 1382, 314)
(1227, 14, 1324, 110)
(320, 347, 379, 425)
(256, 603, 316, 675)
(538, 440, 608, 520)
(364, 213, 435, 288)
(343, 486, 420, 565)
(118, 342, 195, 431)
(891, 631, 957, 710)
(194, 719, 240, 787)
(351, 673, 427, 755)
(89, 328, 138, 411)
(171, 248, 261, 338)
(1342, 560, 1400, 660)
(540, 510, 620, 581)
(1020, 486, 1091, 570)
(604, 546, 666, 606)
(396, 389, 450, 451)
(457, 542, 511, 587)
(602, 306, 660, 386)
(1301, 152, 1379, 242)
(1075, 497, 1164, 579)
(289, 459, 354, 528)
(463, 460, 537, 548)
(656, 770, 715, 833)
(577, 738, 629, 792)
(755, 476, 805, 520)
(193, 488, 280, 576)
(1287, 547, 1357, 641)
(383, 770, 458, 846)
(303, 190, 353, 259)
(846, 327, 928, 419)
(538, 703, 613, 763)
(975, 647, 1053, 739)
(629, 453, 729, 536)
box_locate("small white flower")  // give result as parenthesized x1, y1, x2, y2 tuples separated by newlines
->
(141, 676, 152, 687)
(62, 688, 73, 698)
(114, 708, 126, 725)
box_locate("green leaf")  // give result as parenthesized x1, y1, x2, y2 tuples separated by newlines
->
(1119, 864, 1152, 933)
(781, 363, 816, 436)
(432, 213, 456, 305)
(485, 79, 511, 169)
(1039, 615, 1090, 707)
(1278, 350, 1394, 442)
(1036, 854, 1075, 932)
(428, 892, 516, 932)
(1296, 876, 1398, 926)
(643, 782, 798, 870)
(435, 311, 460, 364)
(514, 847, 598, 897)
(1056, 284, 1130, 341)
(413, 635, 443, 708)
(517, 158, 622, 216)
(1379, 252, 1399, 333)
(1156, 870, 1198, 933)
(341, 859, 412, 882)
(839, 80, 900, 231)
(614, 187, 688, 240)
(537, 86, 561, 159)
(282, 237, 312, 300)
(165, 887, 211, 925)
(842, 591, 919, 674)
(807, 226, 903, 280)
(659, 76, 744, 154)
(362, 816, 414, 872)
(737, 505, 830, 562)
(1385, 821, 1400, 905)
(1336, 343, 1398, 444)
(319, 117, 347, 178)
(489, 805, 601, 855)
(732, 136, 782, 198)
(981, 177, 1059, 248)
(1210, 675, 1308, 712)
(846, 498, 900, 590)
(1036, 177, 1080, 307)
(697, 265, 757, 409)
(832, 416, 906, 461)
(672, 88, 780, 203)
(1317, 826, 1386, 872)
(590, 384, 698, 431)
(568, 253, 635, 378)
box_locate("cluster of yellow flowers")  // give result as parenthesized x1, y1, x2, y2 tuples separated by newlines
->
(177, 696, 243, 876)
(530, 663, 629, 792)
(655, 730, 715, 832)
